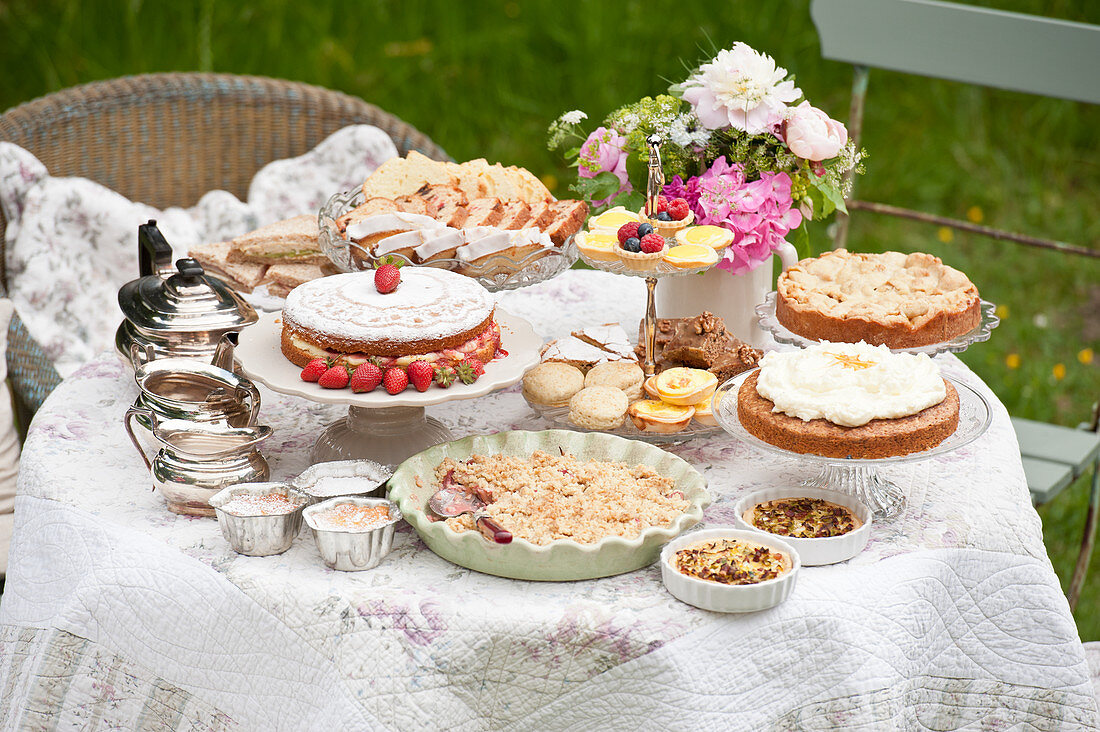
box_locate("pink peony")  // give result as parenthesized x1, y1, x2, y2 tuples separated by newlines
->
(578, 126, 631, 206)
(783, 101, 848, 162)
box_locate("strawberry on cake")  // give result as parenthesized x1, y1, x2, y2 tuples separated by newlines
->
(281, 267, 501, 379)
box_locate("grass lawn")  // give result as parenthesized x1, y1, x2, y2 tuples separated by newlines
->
(2, 1, 1098, 635)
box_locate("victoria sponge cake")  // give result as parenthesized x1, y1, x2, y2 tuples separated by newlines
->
(776, 249, 981, 348)
(737, 341, 959, 459)
(281, 267, 499, 369)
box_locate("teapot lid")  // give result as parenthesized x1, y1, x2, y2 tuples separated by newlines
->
(118, 221, 258, 334)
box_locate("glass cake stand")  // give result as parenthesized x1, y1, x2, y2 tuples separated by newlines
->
(523, 396, 722, 444)
(755, 291, 1001, 356)
(572, 242, 719, 376)
(318, 188, 578, 292)
(711, 369, 992, 519)
(235, 309, 541, 467)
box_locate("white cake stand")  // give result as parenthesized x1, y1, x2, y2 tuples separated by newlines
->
(711, 369, 992, 519)
(236, 309, 541, 466)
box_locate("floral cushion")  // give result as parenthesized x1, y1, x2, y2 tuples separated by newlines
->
(0, 125, 398, 377)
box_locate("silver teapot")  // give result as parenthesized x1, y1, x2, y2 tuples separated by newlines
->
(116, 220, 258, 368)
(125, 407, 272, 517)
(128, 334, 260, 434)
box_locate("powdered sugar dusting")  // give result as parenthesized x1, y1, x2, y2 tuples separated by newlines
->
(283, 268, 494, 342)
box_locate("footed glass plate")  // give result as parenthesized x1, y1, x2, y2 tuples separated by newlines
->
(755, 291, 1001, 356)
(318, 188, 577, 292)
(711, 369, 992, 518)
(523, 395, 722, 444)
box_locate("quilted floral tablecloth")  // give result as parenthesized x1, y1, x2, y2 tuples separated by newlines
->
(1, 270, 1097, 731)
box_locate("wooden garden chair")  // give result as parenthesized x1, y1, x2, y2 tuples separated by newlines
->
(0, 72, 450, 436)
(811, 0, 1100, 609)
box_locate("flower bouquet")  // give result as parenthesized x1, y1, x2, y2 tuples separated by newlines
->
(548, 42, 865, 275)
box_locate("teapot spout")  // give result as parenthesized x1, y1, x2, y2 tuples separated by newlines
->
(211, 332, 239, 371)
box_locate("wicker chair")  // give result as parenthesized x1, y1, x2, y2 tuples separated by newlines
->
(0, 72, 450, 431)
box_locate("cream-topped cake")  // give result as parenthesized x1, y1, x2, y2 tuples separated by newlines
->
(280, 268, 500, 369)
(755, 342, 945, 427)
(737, 341, 959, 458)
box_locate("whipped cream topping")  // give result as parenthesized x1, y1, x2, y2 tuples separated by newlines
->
(755, 341, 946, 427)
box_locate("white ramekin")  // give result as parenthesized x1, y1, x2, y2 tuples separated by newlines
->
(660, 528, 800, 613)
(733, 487, 872, 566)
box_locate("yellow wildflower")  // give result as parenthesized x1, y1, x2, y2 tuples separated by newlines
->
(937, 227, 953, 243)
(1005, 353, 1020, 370)
(1079, 348, 1094, 365)
(967, 206, 984, 223)
(995, 304, 1009, 320)
(1053, 363, 1066, 381)
(541, 174, 558, 192)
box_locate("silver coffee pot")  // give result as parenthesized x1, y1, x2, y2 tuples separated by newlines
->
(124, 407, 272, 517)
(116, 220, 258, 368)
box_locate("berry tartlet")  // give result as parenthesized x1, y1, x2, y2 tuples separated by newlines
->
(616, 222, 667, 271)
(640, 196, 694, 238)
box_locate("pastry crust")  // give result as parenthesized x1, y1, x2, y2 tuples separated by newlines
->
(737, 371, 960, 459)
(776, 250, 981, 348)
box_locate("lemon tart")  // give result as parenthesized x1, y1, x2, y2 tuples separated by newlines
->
(663, 243, 719, 269)
(674, 225, 734, 251)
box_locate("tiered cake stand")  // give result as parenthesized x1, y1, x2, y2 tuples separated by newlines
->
(236, 310, 541, 466)
(712, 369, 992, 519)
(572, 244, 719, 377)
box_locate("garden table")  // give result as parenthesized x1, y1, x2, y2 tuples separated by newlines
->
(1, 270, 1097, 730)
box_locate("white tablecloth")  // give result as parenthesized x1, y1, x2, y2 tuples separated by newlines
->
(1, 270, 1096, 730)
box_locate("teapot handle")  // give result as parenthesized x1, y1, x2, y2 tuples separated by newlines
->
(238, 380, 262, 426)
(128, 342, 156, 370)
(138, 220, 175, 278)
(124, 407, 157, 470)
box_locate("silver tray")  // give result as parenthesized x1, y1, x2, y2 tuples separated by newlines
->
(755, 291, 1000, 356)
(523, 393, 722, 444)
(318, 188, 578, 292)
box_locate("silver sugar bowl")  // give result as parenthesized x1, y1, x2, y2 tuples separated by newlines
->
(116, 220, 258, 368)
(125, 407, 272, 517)
(128, 335, 261, 435)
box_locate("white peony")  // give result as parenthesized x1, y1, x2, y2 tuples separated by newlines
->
(681, 43, 802, 135)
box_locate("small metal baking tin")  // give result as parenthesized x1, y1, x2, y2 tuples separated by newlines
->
(303, 496, 403, 571)
(209, 482, 309, 557)
(292, 459, 392, 504)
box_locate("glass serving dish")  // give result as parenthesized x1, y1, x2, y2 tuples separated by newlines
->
(523, 395, 722, 444)
(711, 369, 992, 519)
(755, 291, 1001, 356)
(318, 188, 578, 292)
